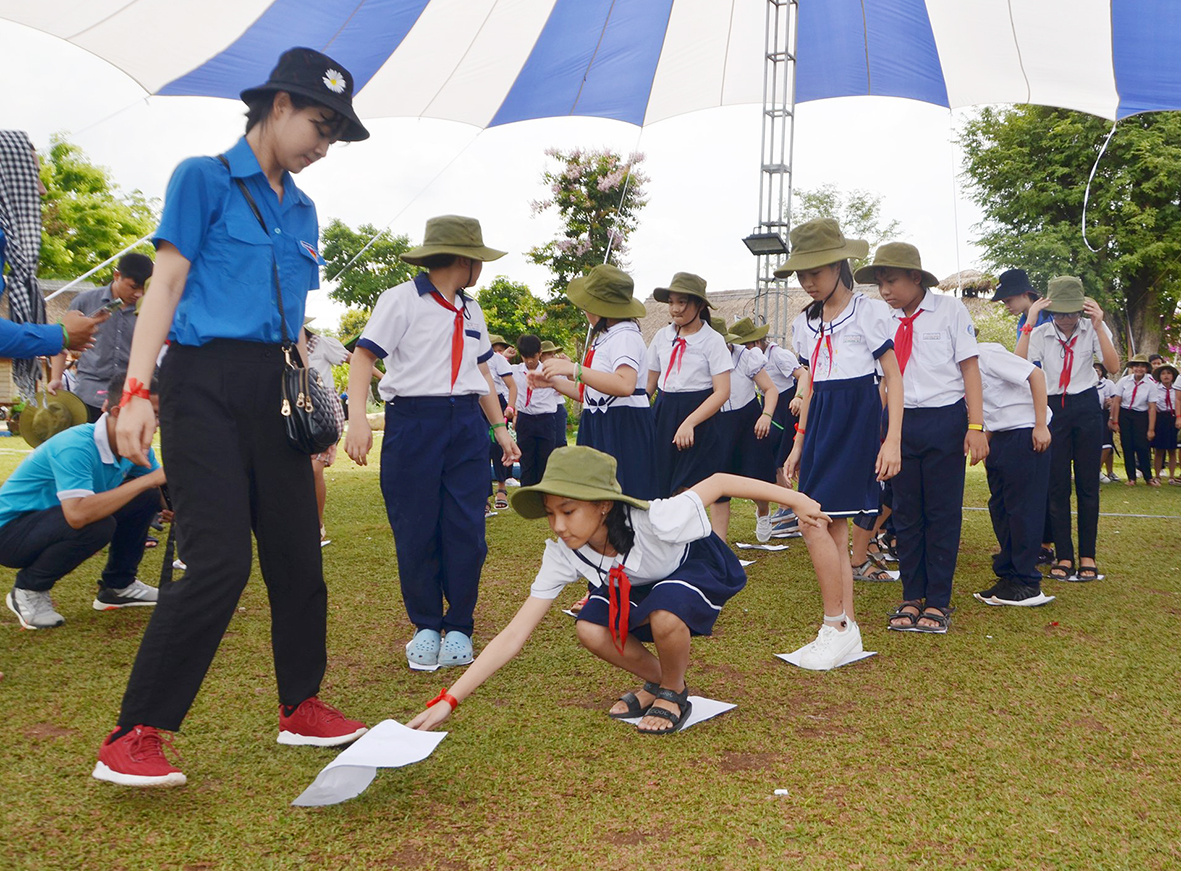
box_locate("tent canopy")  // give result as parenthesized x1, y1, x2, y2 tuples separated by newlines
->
(3, 0, 1179, 124)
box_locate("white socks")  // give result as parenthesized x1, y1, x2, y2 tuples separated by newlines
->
(824, 612, 848, 631)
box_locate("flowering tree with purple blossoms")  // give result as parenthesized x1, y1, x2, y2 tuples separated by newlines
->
(527, 148, 648, 353)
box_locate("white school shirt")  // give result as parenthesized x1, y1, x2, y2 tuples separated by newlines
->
(763, 341, 798, 393)
(976, 342, 1050, 432)
(722, 346, 767, 411)
(583, 322, 649, 413)
(1026, 319, 1112, 396)
(1113, 374, 1153, 412)
(514, 362, 561, 415)
(889, 290, 979, 409)
(1152, 381, 1179, 415)
(358, 274, 493, 401)
(307, 333, 349, 392)
(790, 293, 893, 383)
(530, 490, 712, 599)
(1096, 376, 1116, 409)
(488, 351, 514, 401)
(646, 323, 733, 392)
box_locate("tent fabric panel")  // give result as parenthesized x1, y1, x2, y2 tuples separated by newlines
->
(795, 0, 874, 103)
(862, 0, 949, 106)
(1112, 0, 1181, 118)
(489, 0, 675, 127)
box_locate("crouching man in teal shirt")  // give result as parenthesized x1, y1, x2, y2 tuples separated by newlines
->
(0, 371, 165, 629)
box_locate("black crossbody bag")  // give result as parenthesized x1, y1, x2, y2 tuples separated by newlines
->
(218, 155, 339, 454)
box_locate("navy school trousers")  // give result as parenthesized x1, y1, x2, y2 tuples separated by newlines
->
(381, 394, 487, 636)
(1047, 389, 1101, 562)
(1118, 408, 1152, 482)
(515, 410, 556, 487)
(490, 394, 509, 490)
(985, 428, 1051, 586)
(119, 341, 327, 731)
(894, 400, 967, 610)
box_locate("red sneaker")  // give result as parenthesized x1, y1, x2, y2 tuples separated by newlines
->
(277, 697, 368, 747)
(92, 725, 186, 787)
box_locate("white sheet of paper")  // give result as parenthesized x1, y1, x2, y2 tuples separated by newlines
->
(617, 696, 735, 729)
(292, 719, 447, 807)
(771, 530, 802, 539)
(775, 649, 877, 669)
(738, 559, 756, 567)
(562, 609, 578, 618)
(735, 542, 789, 551)
(974, 591, 1056, 607)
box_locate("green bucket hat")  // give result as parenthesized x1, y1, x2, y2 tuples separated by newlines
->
(710, 316, 728, 336)
(1043, 276, 1087, 314)
(539, 340, 563, 354)
(488, 334, 508, 347)
(725, 317, 770, 345)
(400, 215, 507, 266)
(853, 242, 939, 287)
(22, 388, 89, 449)
(1153, 363, 1178, 381)
(510, 446, 650, 519)
(566, 264, 647, 319)
(1126, 353, 1151, 368)
(773, 218, 868, 278)
(653, 272, 708, 304)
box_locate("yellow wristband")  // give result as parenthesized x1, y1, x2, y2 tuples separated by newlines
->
(967, 423, 984, 432)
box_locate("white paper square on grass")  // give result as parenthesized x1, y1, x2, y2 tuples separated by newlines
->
(617, 696, 736, 730)
(735, 542, 789, 551)
(775, 648, 877, 669)
(292, 719, 447, 807)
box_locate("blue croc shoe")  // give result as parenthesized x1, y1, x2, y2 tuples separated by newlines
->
(405, 629, 442, 672)
(439, 631, 474, 667)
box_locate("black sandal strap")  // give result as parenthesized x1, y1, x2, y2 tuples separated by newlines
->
(651, 685, 689, 707)
(643, 705, 682, 726)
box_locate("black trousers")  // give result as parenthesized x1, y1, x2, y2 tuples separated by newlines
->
(894, 401, 967, 610)
(1118, 408, 1152, 482)
(986, 429, 1051, 586)
(118, 341, 327, 731)
(0, 489, 158, 592)
(489, 394, 509, 492)
(1047, 389, 1101, 562)
(515, 411, 556, 487)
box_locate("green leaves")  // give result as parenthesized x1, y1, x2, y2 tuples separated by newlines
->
(320, 219, 417, 312)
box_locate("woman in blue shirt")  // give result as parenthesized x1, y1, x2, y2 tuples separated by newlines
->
(92, 48, 370, 788)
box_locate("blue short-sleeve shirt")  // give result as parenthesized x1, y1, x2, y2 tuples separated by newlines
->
(155, 136, 325, 347)
(0, 416, 160, 528)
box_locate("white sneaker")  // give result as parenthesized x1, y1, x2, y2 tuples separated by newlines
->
(798, 622, 863, 671)
(1099, 473, 1110, 484)
(505, 477, 521, 488)
(7, 587, 65, 629)
(172, 559, 187, 571)
(755, 513, 772, 543)
(93, 579, 158, 610)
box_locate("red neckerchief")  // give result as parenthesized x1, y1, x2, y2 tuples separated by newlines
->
(1166, 386, 1174, 413)
(663, 335, 688, 387)
(579, 347, 595, 401)
(809, 323, 833, 378)
(1130, 377, 1142, 409)
(1056, 334, 1078, 407)
(893, 309, 924, 375)
(607, 564, 631, 654)
(428, 290, 463, 390)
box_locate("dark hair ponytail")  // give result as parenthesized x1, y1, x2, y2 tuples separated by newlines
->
(802, 260, 855, 322)
(604, 502, 635, 556)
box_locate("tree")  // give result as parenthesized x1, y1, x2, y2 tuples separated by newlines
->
(527, 148, 648, 355)
(958, 106, 1181, 354)
(789, 184, 901, 271)
(337, 307, 369, 343)
(476, 276, 545, 344)
(37, 134, 157, 279)
(320, 219, 416, 311)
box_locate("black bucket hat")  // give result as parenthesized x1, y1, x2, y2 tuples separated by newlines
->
(992, 268, 1036, 302)
(240, 47, 370, 142)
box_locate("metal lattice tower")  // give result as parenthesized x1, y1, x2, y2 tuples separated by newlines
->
(752, 0, 799, 343)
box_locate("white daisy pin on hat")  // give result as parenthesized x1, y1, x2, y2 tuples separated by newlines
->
(322, 68, 347, 94)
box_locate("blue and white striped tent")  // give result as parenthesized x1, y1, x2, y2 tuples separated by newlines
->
(3, 0, 1179, 124)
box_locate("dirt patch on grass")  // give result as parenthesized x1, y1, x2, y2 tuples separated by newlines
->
(717, 751, 780, 773)
(377, 848, 469, 869)
(23, 722, 75, 739)
(603, 826, 672, 846)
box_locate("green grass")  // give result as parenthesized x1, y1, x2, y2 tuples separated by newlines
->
(1, 434, 1180, 870)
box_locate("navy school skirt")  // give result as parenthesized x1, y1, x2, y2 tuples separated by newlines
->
(577, 405, 658, 499)
(652, 388, 723, 497)
(715, 398, 777, 503)
(576, 533, 747, 641)
(772, 385, 799, 467)
(798, 374, 882, 517)
(1150, 414, 1178, 450)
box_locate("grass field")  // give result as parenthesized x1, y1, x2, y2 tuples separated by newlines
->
(2, 433, 1179, 870)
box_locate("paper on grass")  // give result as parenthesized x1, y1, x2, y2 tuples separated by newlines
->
(292, 719, 447, 807)
(617, 696, 736, 730)
(735, 542, 789, 551)
(775, 649, 877, 669)
(738, 559, 756, 567)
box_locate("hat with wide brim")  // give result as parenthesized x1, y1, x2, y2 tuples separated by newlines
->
(566, 265, 647, 319)
(539, 341, 563, 354)
(400, 215, 507, 266)
(852, 242, 939, 287)
(1153, 363, 1179, 381)
(773, 218, 868, 277)
(710, 316, 729, 336)
(991, 268, 1036, 301)
(239, 47, 370, 142)
(488, 334, 509, 347)
(1043, 276, 1087, 314)
(510, 446, 649, 519)
(725, 317, 770, 345)
(653, 272, 708, 304)
(22, 388, 89, 449)
(1126, 354, 1151, 367)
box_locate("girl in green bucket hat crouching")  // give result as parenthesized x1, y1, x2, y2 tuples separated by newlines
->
(408, 446, 828, 735)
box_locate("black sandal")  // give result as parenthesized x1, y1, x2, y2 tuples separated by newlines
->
(637, 685, 692, 734)
(887, 600, 923, 632)
(1048, 563, 1073, 581)
(853, 559, 894, 582)
(608, 681, 660, 719)
(1073, 565, 1100, 582)
(914, 605, 955, 634)
(1036, 546, 1056, 567)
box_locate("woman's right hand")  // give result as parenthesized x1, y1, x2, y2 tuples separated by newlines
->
(783, 443, 802, 481)
(407, 703, 452, 731)
(116, 396, 158, 468)
(345, 418, 373, 466)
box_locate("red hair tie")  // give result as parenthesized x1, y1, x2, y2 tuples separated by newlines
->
(427, 689, 458, 711)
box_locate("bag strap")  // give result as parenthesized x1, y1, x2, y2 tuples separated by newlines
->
(217, 154, 291, 350)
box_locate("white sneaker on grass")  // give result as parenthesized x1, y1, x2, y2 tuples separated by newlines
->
(93, 579, 158, 611)
(755, 513, 773, 543)
(7, 587, 66, 629)
(798, 622, 863, 671)
(172, 559, 187, 571)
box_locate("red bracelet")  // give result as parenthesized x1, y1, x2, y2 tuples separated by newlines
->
(1020, 325, 1034, 334)
(795, 424, 806, 435)
(426, 688, 458, 711)
(118, 377, 151, 408)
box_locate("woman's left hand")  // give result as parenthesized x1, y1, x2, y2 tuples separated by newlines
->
(964, 430, 989, 466)
(673, 422, 695, 450)
(496, 428, 521, 466)
(407, 704, 452, 731)
(753, 414, 771, 439)
(875, 438, 901, 481)
(541, 358, 575, 380)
